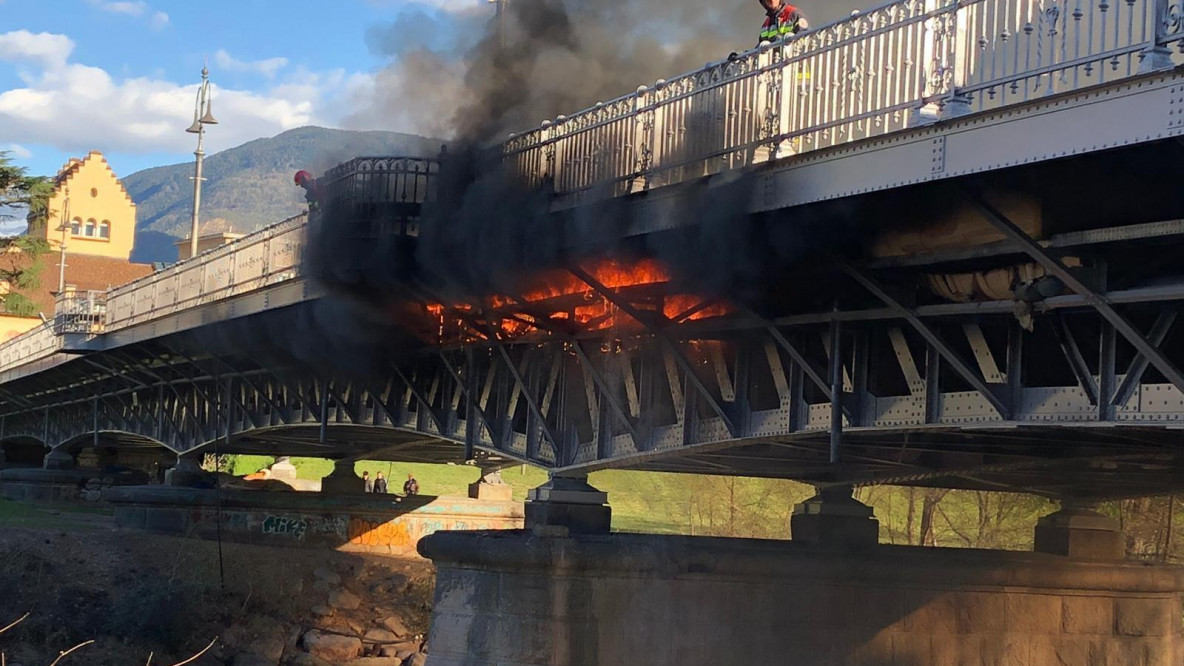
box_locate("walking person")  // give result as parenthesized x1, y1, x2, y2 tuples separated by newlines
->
(374, 471, 388, 494)
(362, 470, 374, 493)
(403, 473, 419, 496)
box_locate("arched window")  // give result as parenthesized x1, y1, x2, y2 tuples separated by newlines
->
(98, 221, 110, 239)
(70, 218, 81, 235)
(83, 219, 96, 237)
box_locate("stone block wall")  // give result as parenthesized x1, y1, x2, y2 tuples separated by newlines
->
(419, 531, 1184, 666)
(0, 468, 92, 502)
(105, 486, 524, 555)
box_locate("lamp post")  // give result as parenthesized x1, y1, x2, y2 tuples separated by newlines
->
(185, 66, 218, 260)
(56, 187, 69, 294)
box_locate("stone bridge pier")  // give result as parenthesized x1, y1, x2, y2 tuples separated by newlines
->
(419, 479, 1184, 666)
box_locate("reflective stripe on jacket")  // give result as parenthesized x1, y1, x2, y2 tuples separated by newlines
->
(760, 4, 803, 43)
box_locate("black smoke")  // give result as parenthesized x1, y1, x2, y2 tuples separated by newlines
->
(311, 0, 870, 330)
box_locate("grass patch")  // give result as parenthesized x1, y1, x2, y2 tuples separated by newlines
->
(0, 498, 111, 531)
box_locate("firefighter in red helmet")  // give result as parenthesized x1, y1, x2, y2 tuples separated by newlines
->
(758, 0, 808, 45)
(294, 169, 318, 209)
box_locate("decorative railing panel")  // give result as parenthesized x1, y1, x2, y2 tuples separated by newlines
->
(318, 156, 439, 208)
(505, 0, 1178, 197)
(956, 0, 1161, 113)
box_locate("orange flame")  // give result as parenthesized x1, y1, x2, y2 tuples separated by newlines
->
(417, 258, 731, 343)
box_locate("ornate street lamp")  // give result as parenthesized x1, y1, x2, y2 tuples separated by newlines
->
(185, 66, 218, 260)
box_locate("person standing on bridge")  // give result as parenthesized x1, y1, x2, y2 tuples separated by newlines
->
(374, 471, 388, 494)
(758, 0, 808, 45)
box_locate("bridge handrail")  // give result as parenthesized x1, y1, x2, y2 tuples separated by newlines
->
(505, 0, 1177, 197)
(317, 156, 439, 208)
(102, 212, 309, 332)
(0, 322, 58, 375)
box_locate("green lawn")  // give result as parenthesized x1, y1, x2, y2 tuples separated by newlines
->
(0, 497, 112, 531)
(222, 454, 813, 535)
(221, 455, 1065, 544)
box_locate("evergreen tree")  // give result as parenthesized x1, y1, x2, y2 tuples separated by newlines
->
(0, 151, 52, 316)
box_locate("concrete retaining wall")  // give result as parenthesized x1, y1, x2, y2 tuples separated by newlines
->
(105, 486, 524, 555)
(419, 531, 1184, 666)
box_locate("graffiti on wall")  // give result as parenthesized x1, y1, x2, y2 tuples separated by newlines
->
(262, 514, 307, 539)
(180, 501, 521, 549)
(346, 515, 499, 549)
(191, 508, 249, 533)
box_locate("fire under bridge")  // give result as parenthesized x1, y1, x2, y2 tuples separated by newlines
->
(5, 0, 1184, 498)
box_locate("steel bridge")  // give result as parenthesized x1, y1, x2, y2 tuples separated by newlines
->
(5, 0, 1184, 497)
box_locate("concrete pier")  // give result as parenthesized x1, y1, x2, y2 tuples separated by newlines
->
(419, 531, 1184, 666)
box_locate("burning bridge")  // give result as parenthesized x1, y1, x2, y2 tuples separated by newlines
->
(5, 0, 1184, 500)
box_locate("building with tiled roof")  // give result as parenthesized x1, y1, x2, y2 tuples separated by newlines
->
(0, 151, 153, 341)
(27, 151, 138, 261)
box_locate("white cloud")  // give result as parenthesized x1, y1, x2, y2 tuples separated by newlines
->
(89, 0, 148, 16)
(2, 144, 32, 159)
(87, 0, 170, 29)
(0, 31, 75, 69)
(0, 30, 349, 160)
(214, 50, 289, 79)
(364, 0, 488, 13)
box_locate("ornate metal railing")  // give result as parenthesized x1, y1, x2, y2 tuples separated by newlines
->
(103, 213, 308, 331)
(318, 156, 438, 210)
(505, 0, 1182, 197)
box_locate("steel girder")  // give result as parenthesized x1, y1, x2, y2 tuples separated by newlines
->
(1, 292, 1183, 497)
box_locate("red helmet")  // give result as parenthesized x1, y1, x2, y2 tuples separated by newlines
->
(294, 170, 313, 185)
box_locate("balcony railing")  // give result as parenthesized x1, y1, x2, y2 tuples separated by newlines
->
(505, 0, 1183, 199)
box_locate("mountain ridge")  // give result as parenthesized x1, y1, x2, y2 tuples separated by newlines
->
(124, 126, 441, 263)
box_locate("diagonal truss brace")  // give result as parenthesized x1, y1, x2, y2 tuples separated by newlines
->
(570, 342, 646, 452)
(961, 185, 1184, 399)
(1051, 313, 1099, 405)
(1112, 311, 1178, 409)
(489, 342, 563, 461)
(437, 351, 500, 451)
(389, 364, 446, 435)
(835, 256, 1011, 419)
(568, 265, 738, 437)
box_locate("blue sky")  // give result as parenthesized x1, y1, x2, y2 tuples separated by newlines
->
(0, 0, 490, 178)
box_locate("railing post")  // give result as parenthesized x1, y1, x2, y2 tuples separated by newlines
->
(940, 0, 972, 119)
(1139, 0, 1175, 72)
(541, 120, 557, 192)
(913, 0, 963, 124)
(630, 85, 653, 193)
(263, 235, 272, 284)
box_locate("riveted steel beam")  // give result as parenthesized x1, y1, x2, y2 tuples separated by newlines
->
(960, 185, 1184, 399)
(1051, 313, 1099, 406)
(1112, 311, 1178, 410)
(568, 265, 739, 437)
(834, 257, 1011, 419)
